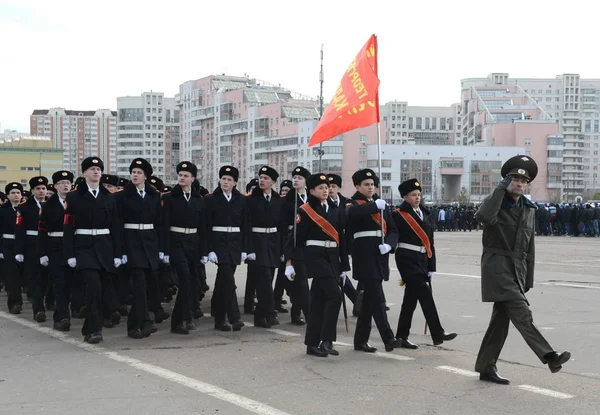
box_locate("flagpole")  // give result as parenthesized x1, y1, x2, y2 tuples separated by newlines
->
(318, 44, 325, 172)
(377, 121, 385, 244)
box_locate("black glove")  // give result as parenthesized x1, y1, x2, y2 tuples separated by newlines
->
(497, 175, 513, 190)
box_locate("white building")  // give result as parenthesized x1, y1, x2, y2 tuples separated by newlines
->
(30, 108, 117, 174)
(367, 144, 525, 204)
(461, 72, 600, 199)
(380, 101, 462, 146)
(116, 92, 179, 183)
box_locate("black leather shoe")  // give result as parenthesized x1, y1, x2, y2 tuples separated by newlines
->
(110, 311, 121, 325)
(433, 332, 457, 346)
(231, 320, 245, 331)
(171, 325, 190, 335)
(270, 316, 281, 326)
(385, 338, 403, 352)
(398, 338, 419, 349)
(320, 341, 339, 356)
(547, 351, 571, 373)
(141, 323, 158, 337)
(276, 306, 288, 313)
(306, 346, 328, 357)
(128, 329, 143, 339)
(215, 321, 232, 331)
(479, 371, 510, 385)
(34, 312, 46, 323)
(193, 309, 204, 319)
(53, 319, 71, 332)
(254, 318, 271, 328)
(354, 343, 377, 353)
(9, 305, 22, 315)
(155, 311, 170, 324)
(86, 332, 103, 344)
(291, 317, 305, 326)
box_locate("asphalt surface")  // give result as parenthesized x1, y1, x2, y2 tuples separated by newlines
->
(1, 231, 599, 414)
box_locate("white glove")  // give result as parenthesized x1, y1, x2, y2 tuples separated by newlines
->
(15, 254, 24, 263)
(428, 272, 434, 279)
(247, 253, 256, 261)
(114, 258, 122, 268)
(284, 265, 295, 281)
(122, 255, 128, 265)
(208, 252, 218, 264)
(340, 272, 347, 286)
(68, 258, 77, 268)
(0, 253, 4, 259)
(200, 256, 209, 265)
(375, 199, 387, 210)
(159, 252, 165, 260)
(40, 256, 49, 267)
(280, 255, 285, 263)
(378, 243, 392, 255)
(162, 255, 170, 264)
(241, 252, 248, 262)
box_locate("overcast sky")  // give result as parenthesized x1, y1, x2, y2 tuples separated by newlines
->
(1, 0, 598, 133)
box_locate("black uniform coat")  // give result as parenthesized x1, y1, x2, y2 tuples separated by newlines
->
(63, 183, 122, 272)
(327, 192, 347, 210)
(116, 182, 162, 270)
(281, 189, 309, 262)
(345, 192, 398, 281)
(246, 187, 286, 268)
(15, 197, 42, 257)
(38, 194, 68, 265)
(392, 201, 436, 284)
(0, 203, 18, 256)
(204, 187, 250, 266)
(285, 195, 350, 279)
(161, 184, 206, 262)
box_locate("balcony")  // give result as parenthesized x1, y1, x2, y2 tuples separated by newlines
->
(546, 182, 562, 189)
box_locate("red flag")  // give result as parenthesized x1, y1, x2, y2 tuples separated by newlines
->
(309, 35, 380, 147)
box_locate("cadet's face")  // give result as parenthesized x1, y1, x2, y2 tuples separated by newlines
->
(130, 168, 146, 185)
(508, 176, 528, 198)
(178, 171, 194, 187)
(280, 186, 291, 197)
(103, 183, 117, 193)
(310, 184, 329, 201)
(54, 180, 71, 196)
(8, 189, 21, 204)
(403, 189, 421, 208)
(355, 179, 375, 199)
(328, 183, 339, 197)
(84, 166, 102, 183)
(32, 185, 46, 200)
(220, 175, 235, 192)
(259, 174, 274, 191)
(292, 175, 306, 189)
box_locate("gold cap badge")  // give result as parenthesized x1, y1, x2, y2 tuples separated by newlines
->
(366, 172, 372, 177)
(62, 172, 67, 176)
(226, 167, 231, 171)
(415, 181, 420, 187)
(320, 175, 326, 180)
(182, 163, 187, 168)
(38, 178, 43, 182)
(92, 159, 98, 163)
(136, 160, 142, 165)
(262, 167, 267, 171)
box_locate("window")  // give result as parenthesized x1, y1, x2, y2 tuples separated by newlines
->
(360, 135, 366, 143)
(359, 148, 366, 156)
(382, 173, 392, 181)
(524, 139, 532, 146)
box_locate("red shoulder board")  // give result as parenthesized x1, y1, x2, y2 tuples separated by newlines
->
(64, 214, 75, 227)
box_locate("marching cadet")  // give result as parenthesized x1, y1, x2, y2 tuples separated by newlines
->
(1, 183, 25, 314)
(392, 179, 456, 348)
(101, 174, 120, 193)
(243, 177, 259, 313)
(64, 156, 123, 344)
(38, 170, 78, 331)
(345, 168, 401, 352)
(118, 178, 129, 190)
(162, 161, 206, 335)
(246, 165, 285, 328)
(282, 166, 311, 325)
(15, 175, 49, 322)
(285, 173, 350, 357)
(274, 179, 293, 313)
(116, 158, 161, 339)
(475, 155, 571, 384)
(204, 165, 248, 331)
(327, 174, 347, 208)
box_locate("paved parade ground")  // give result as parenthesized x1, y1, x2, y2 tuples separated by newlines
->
(1, 231, 599, 414)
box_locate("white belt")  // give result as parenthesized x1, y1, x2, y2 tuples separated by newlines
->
(354, 230, 382, 239)
(306, 240, 338, 248)
(212, 226, 241, 233)
(124, 223, 154, 230)
(2, 233, 15, 239)
(397, 242, 426, 253)
(48, 232, 64, 237)
(75, 228, 110, 236)
(170, 226, 197, 234)
(26, 230, 39, 236)
(252, 227, 277, 234)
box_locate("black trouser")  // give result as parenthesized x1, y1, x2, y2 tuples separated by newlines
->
(127, 268, 152, 331)
(70, 270, 85, 314)
(212, 264, 239, 323)
(273, 264, 287, 306)
(170, 260, 195, 328)
(289, 261, 310, 321)
(147, 269, 162, 314)
(342, 277, 357, 303)
(248, 264, 275, 321)
(354, 279, 394, 345)
(24, 244, 45, 315)
(475, 300, 555, 373)
(396, 279, 443, 341)
(4, 247, 22, 309)
(244, 264, 257, 312)
(50, 262, 73, 323)
(114, 268, 131, 308)
(80, 269, 111, 336)
(191, 263, 203, 313)
(103, 274, 120, 319)
(305, 276, 342, 347)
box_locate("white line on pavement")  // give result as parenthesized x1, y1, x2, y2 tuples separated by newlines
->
(371, 351, 414, 361)
(551, 283, 600, 290)
(243, 321, 301, 337)
(517, 385, 575, 399)
(436, 273, 600, 291)
(435, 272, 481, 279)
(436, 365, 479, 377)
(0, 311, 293, 415)
(539, 327, 555, 330)
(333, 341, 353, 347)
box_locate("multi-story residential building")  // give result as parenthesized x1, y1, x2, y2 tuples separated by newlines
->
(177, 74, 333, 188)
(0, 135, 64, 187)
(116, 92, 179, 182)
(380, 101, 462, 146)
(363, 145, 525, 205)
(30, 108, 117, 174)
(461, 72, 600, 201)
(460, 81, 561, 201)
